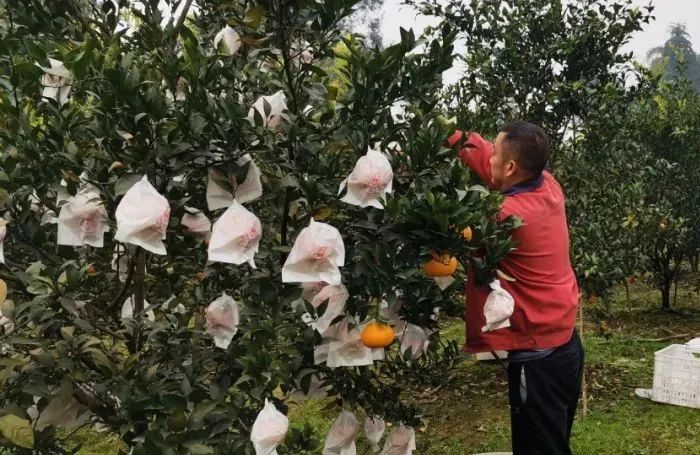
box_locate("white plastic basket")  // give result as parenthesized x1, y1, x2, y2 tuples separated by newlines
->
(650, 344, 700, 409)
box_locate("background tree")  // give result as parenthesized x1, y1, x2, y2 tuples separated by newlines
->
(621, 77, 700, 310)
(647, 23, 700, 91)
(409, 0, 653, 163)
(411, 0, 653, 304)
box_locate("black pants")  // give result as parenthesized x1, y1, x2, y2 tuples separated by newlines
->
(507, 330, 585, 455)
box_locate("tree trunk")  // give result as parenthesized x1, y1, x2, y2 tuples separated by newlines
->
(673, 277, 679, 307)
(128, 248, 146, 353)
(661, 280, 671, 311)
(690, 253, 699, 273)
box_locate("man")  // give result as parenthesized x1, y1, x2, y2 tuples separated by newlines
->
(447, 121, 584, 455)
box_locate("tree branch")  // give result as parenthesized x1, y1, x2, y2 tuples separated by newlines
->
(0, 269, 23, 286)
(109, 251, 136, 313)
(129, 248, 146, 353)
(173, 0, 194, 35)
(72, 382, 116, 425)
(6, 7, 20, 115)
(637, 332, 700, 343)
(69, 0, 100, 41)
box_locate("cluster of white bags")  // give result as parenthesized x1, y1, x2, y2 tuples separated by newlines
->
(27, 61, 464, 453)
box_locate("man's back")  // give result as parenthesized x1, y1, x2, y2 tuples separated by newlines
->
(447, 131, 579, 353)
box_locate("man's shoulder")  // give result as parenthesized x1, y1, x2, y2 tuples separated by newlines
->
(500, 172, 565, 221)
(543, 170, 564, 192)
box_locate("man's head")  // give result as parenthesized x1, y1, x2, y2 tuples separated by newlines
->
(490, 121, 550, 190)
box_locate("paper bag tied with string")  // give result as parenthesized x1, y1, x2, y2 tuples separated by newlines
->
(114, 176, 170, 255)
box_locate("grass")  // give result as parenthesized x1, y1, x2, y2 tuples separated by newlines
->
(409, 282, 700, 455)
(67, 282, 700, 454)
(63, 428, 125, 454)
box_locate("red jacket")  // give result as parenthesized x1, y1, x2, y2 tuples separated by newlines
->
(447, 131, 579, 353)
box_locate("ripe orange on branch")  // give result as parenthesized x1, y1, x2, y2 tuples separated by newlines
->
(361, 322, 395, 348)
(462, 227, 473, 241)
(423, 252, 458, 277)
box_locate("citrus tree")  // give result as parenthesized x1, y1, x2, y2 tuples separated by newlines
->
(0, 0, 518, 452)
(561, 74, 700, 311)
(409, 0, 652, 163)
(556, 81, 651, 308)
(620, 77, 700, 310)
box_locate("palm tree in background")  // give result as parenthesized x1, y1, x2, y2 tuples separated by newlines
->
(647, 23, 700, 90)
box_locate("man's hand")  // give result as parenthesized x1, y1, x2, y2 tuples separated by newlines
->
(447, 131, 494, 185)
(445, 129, 470, 149)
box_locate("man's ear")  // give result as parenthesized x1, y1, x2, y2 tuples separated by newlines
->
(505, 159, 518, 178)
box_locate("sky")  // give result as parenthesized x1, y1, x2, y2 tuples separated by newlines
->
(376, 0, 700, 83)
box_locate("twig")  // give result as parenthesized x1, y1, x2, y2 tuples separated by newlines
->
(489, 351, 508, 374)
(129, 248, 146, 353)
(637, 332, 700, 343)
(94, 324, 127, 341)
(6, 7, 20, 114)
(417, 385, 444, 399)
(108, 249, 136, 315)
(173, 0, 194, 35)
(72, 382, 115, 424)
(68, 0, 100, 41)
(0, 269, 23, 286)
(167, 0, 194, 59)
(579, 296, 588, 418)
(673, 276, 678, 306)
(279, 187, 291, 262)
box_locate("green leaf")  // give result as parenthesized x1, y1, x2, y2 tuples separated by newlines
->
(186, 443, 214, 454)
(12, 62, 43, 80)
(0, 414, 34, 449)
(85, 348, 115, 374)
(189, 401, 217, 428)
(6, 336, 41, 346)
(135, 113, 148, 124)
(262, 98, 272, 117)
(23, 39, 46, 62)
(115, 174, 142, 196)
(326, 84, 338, 101)
(425, 191, 435, 206)
(280, 175, 299, 188)
(60, 326, 75, 340)
(145, 363, 159, 381)
(252, 108, 265, 127)
(190, 113, 207, 136)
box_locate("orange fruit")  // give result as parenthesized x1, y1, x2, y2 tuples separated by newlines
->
(361, 322, 395, 348)
(423, 253, 458, 277)
(86, 265, 96, 275)
(462, 227, 473, 242)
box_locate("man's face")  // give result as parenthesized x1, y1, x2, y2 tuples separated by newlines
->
(490, 133, 514, 190)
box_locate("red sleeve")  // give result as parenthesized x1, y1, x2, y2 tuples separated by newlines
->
(447, 130, 494, 184)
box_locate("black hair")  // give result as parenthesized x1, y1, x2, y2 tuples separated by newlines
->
(498, 121, 550, 176)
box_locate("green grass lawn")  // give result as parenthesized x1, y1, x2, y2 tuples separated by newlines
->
(67, 282, 700, 454)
